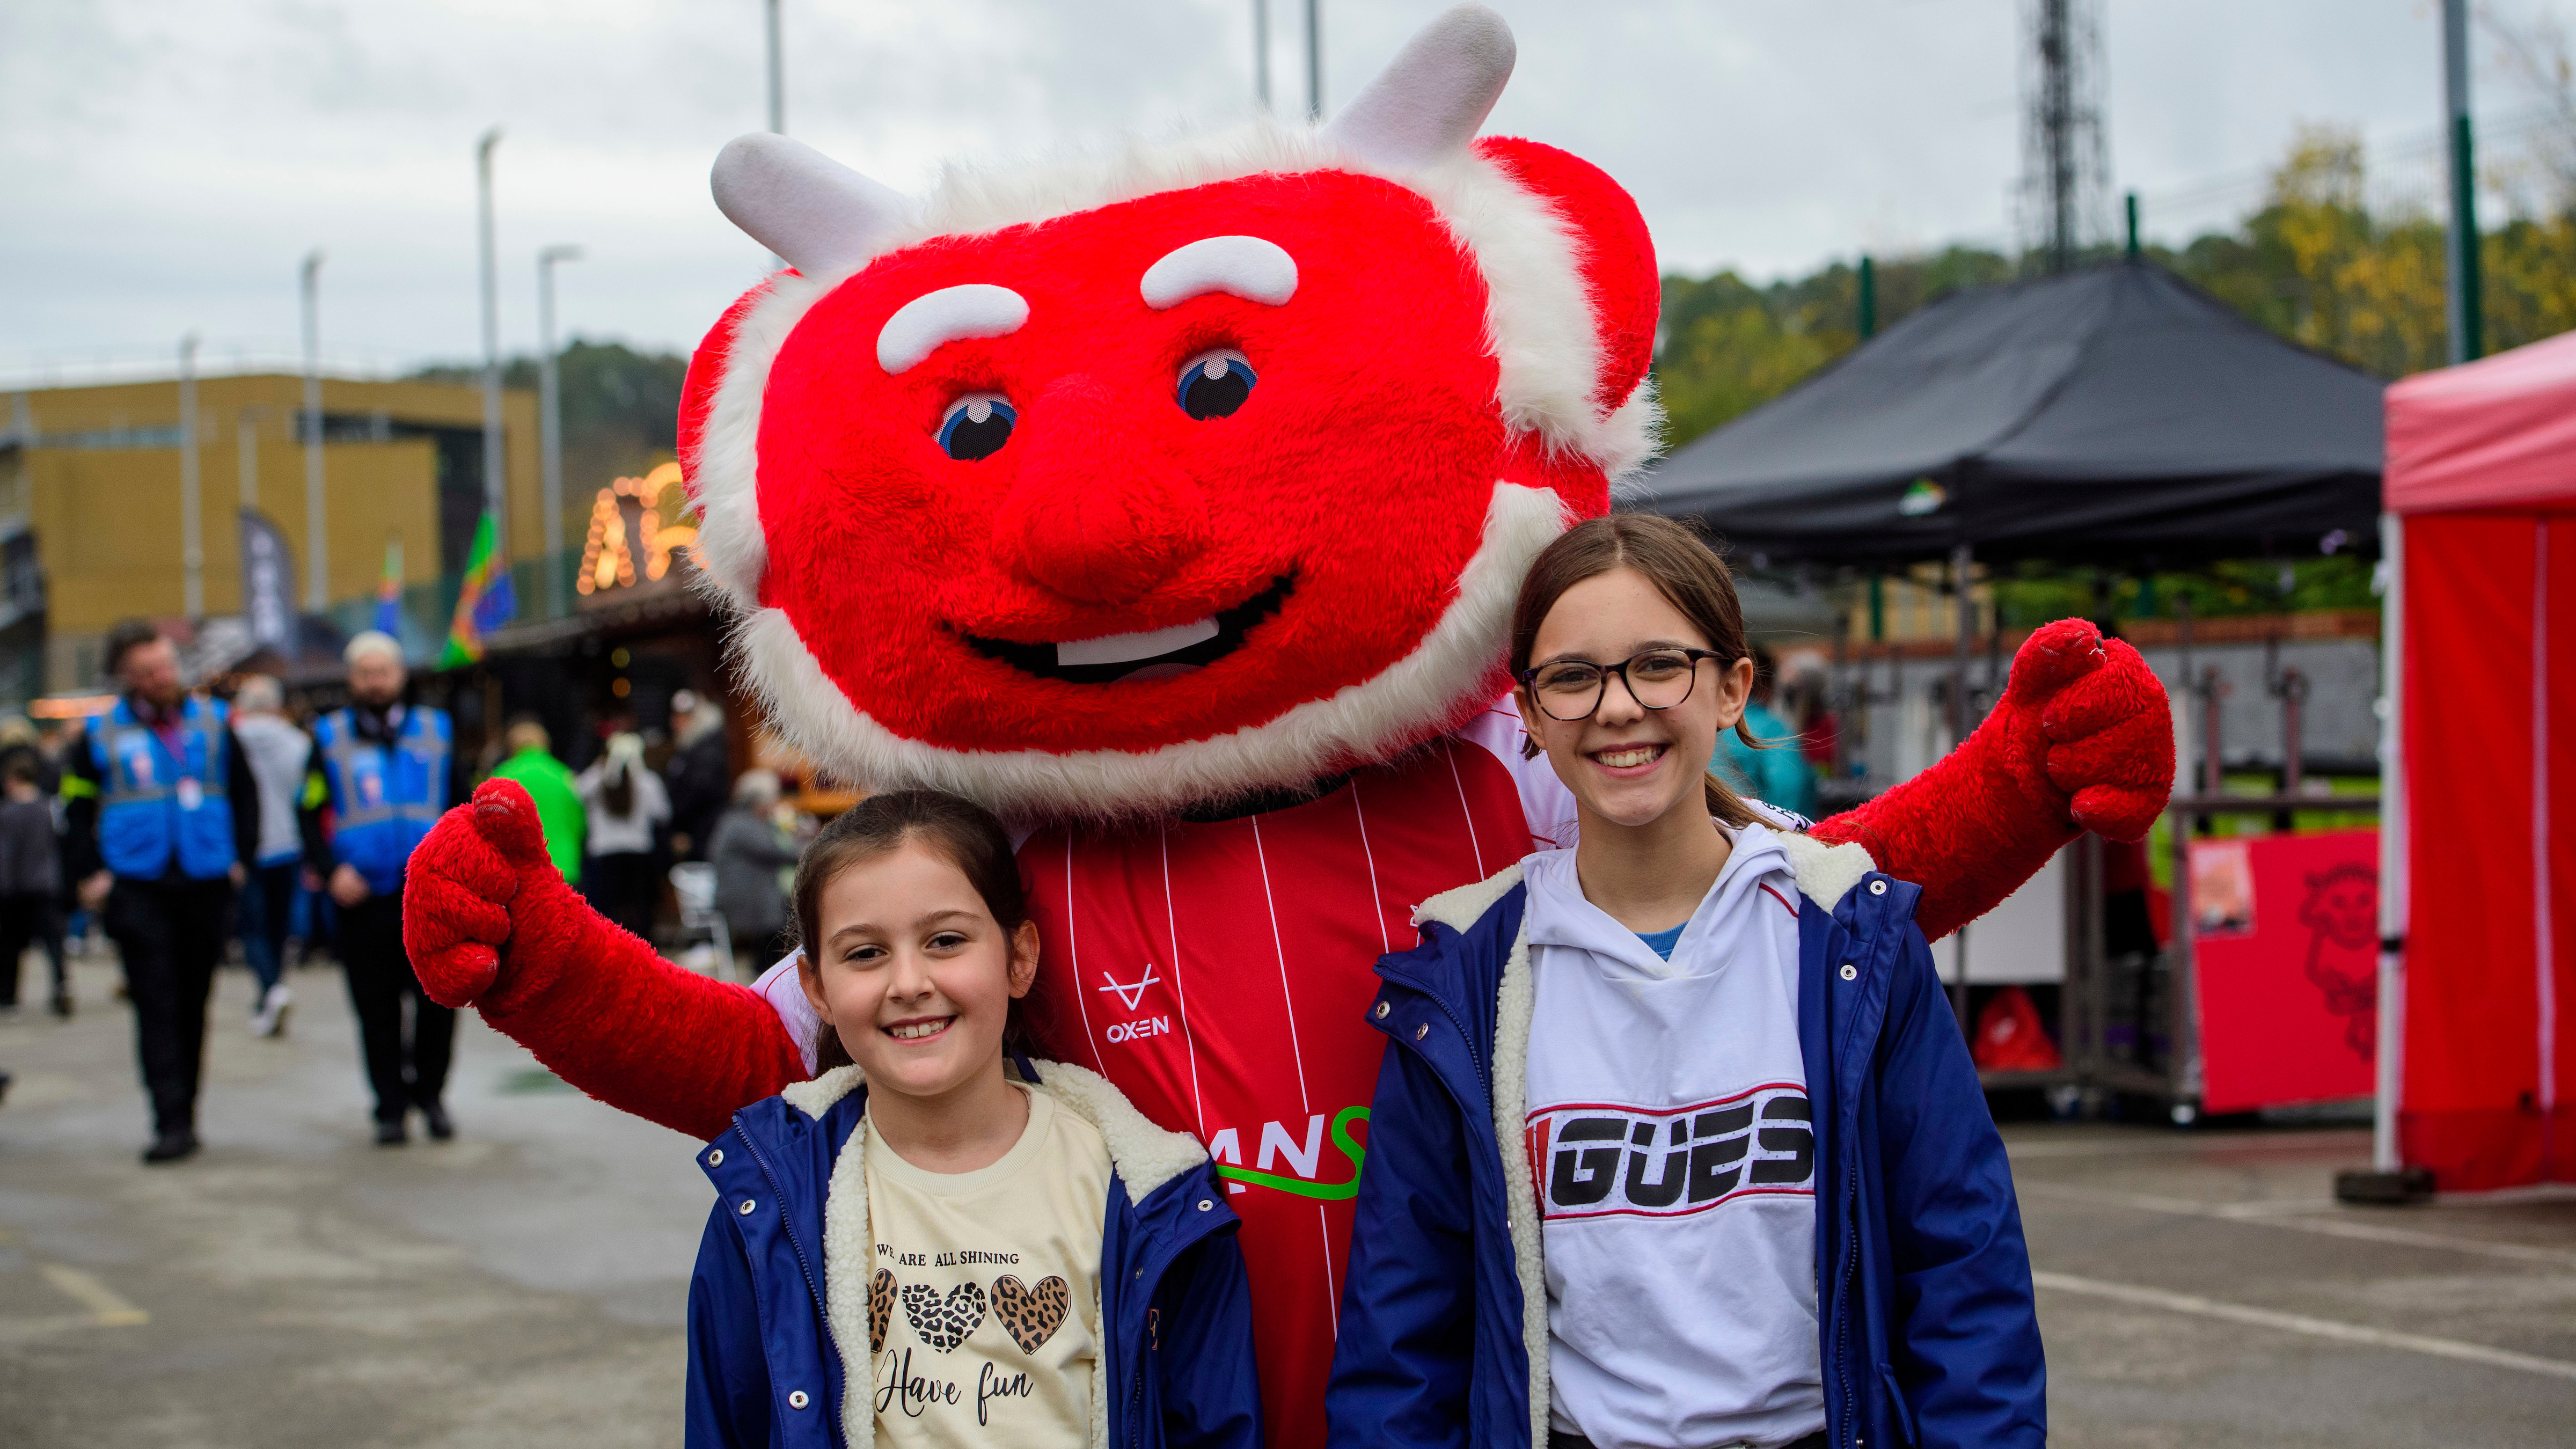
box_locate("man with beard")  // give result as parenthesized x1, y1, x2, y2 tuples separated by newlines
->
(301, 632, 462, 1145)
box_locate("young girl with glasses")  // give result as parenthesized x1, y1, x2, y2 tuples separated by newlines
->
(1326, 514, 2043, 1449)
(685, 789, 1261, 1449)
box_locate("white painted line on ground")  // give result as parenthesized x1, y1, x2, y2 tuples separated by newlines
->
(2034, 1271, 2576, 1382)
(39, 1264, 148, 1326)
(2019, 1182, 2576, 1269)
(2004, 1130, 2368, 1160)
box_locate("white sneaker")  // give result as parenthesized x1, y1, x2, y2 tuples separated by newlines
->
(253, 983, 293, 1038)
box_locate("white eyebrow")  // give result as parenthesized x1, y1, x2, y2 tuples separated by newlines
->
(877, 284, 1030, 374)
(1139, 236, 1298, 310)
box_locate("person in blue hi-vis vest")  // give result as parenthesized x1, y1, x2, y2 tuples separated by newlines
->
(297, 631, 465, 1146)
(62, 620, 265, 1166)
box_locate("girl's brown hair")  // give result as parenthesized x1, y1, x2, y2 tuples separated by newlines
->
(793, 788, 1042, 1071)
(1507, 512, 1767, 831)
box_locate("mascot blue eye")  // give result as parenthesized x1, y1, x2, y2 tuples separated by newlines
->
(937, 393, 1016, 461)
(1176, 349, 1256, 420)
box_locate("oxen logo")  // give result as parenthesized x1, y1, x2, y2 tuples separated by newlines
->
(1527, 1084, 1814, 1221)
(2299, 861, 2378, 1060)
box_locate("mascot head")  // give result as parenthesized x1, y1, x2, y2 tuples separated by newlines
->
(679, 4, 1658, 817)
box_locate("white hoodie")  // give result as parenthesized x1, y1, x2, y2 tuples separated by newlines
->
(1520, 825, 1826, 1449)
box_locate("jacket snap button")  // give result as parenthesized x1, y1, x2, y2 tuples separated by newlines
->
(738, 1198, 757, 1216)
(1839, 963, 1858, 982)
(1413, 1022, 1429, 1041)
(706, 1148, 723, 1166)
(787, 1390, 809, 1410)
(1374, 1000, 1391, 1020)
(1197, 1199, 1213, 1211)
(1869, 879, 1887, 895)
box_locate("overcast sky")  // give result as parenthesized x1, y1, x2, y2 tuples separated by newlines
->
(3, 0, 2567, 383)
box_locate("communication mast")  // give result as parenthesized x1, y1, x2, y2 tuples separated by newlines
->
(2017, 0, 2112, 273)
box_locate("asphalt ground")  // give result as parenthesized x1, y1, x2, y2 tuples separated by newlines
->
(2, 952, 2572, 1447)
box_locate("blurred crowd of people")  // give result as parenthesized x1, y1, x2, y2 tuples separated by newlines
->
(0, 619, 815, 1165)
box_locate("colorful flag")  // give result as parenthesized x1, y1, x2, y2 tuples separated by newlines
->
(438, 511, 517, 667)
(372, 537, 404, 638)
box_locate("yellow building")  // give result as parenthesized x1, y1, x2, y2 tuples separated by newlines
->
(1, 372, 560, 697)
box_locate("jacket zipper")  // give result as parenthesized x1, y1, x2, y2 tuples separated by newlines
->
(1125, 1188, 1234, 1448)
(1839, 1167, 1861, 1447)
(738, 1128, 845, 1448)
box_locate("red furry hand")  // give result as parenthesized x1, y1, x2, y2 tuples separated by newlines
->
(404, 782, 532, 1007)
(2010, 620, 2176, 843)
(403, 777, 809, 1140)
(402, 779, 575, 1009)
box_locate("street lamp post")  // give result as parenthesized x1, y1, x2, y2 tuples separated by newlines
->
(537, 244, 584, 619)
(301, 250, 327, 613)
(478, 129, 508, 564)
(762, 0, 787, 271)
(178, 334, 203, 619)
(1253, 0, 1272, 114)
(765, 0, 785, 134)
(1304, 0, 1322, 120)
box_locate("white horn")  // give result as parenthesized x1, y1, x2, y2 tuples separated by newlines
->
(1322, 3, 1516, 170)
(710, 133, 915, 277)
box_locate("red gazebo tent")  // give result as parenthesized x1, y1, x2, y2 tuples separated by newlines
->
(2379, 328, 2576, 1191)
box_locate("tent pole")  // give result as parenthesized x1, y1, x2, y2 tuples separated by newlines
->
(1951, 541, 1975, 1028)
(2373, 515, 2411, 1187)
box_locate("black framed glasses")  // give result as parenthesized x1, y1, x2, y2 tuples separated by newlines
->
(1514, 648, 1729, 723)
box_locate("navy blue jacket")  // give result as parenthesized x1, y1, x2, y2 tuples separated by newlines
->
(1325, 849, 2044, 1449)
(686, 1059, 1262, 1449)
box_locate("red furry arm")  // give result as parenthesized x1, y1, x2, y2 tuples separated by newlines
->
(1810, 619, 2174, 942)
(404, 780, 808, 1140)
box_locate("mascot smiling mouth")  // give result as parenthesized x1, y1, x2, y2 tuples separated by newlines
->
(962, 574, 1296, 685)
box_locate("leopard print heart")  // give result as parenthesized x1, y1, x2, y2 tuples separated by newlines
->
(899, 1279, 987, 1353)
(989, 1274, 1071, 1355)
(868, 1269, 895, 1353)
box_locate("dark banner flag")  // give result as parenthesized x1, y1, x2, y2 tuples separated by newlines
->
(238, 509, 296, 654)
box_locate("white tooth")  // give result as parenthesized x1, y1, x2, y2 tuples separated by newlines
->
(1057, 618, 1218, 668)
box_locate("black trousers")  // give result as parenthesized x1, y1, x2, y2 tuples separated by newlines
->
(105, 876, 234, 1135)
(584, 851, 660, 943)
(0, 890, 65, 1005)
(335, 892, 455, 1123)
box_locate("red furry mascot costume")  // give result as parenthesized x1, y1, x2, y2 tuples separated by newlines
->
(404, 9, 2171, 1440)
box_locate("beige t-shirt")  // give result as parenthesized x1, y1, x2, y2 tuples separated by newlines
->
(863, 1086, 1113, 1448)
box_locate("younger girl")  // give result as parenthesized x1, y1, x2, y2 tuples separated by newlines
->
(685, 790, 1260, 1448)
(1327, 515, 2042, 1449)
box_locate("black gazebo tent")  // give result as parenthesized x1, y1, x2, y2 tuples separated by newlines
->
(1641, 260, 2385, 565)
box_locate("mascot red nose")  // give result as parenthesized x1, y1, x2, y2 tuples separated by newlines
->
(401, 8, 2173, 1442)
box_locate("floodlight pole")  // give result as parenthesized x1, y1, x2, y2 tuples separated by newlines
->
(538, 244, 584, 619)
(301, 250, 328, 612)
(2442, 0, 2482, 364)
(478, 129, 508, 563)
(178, 334, 203, 619)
